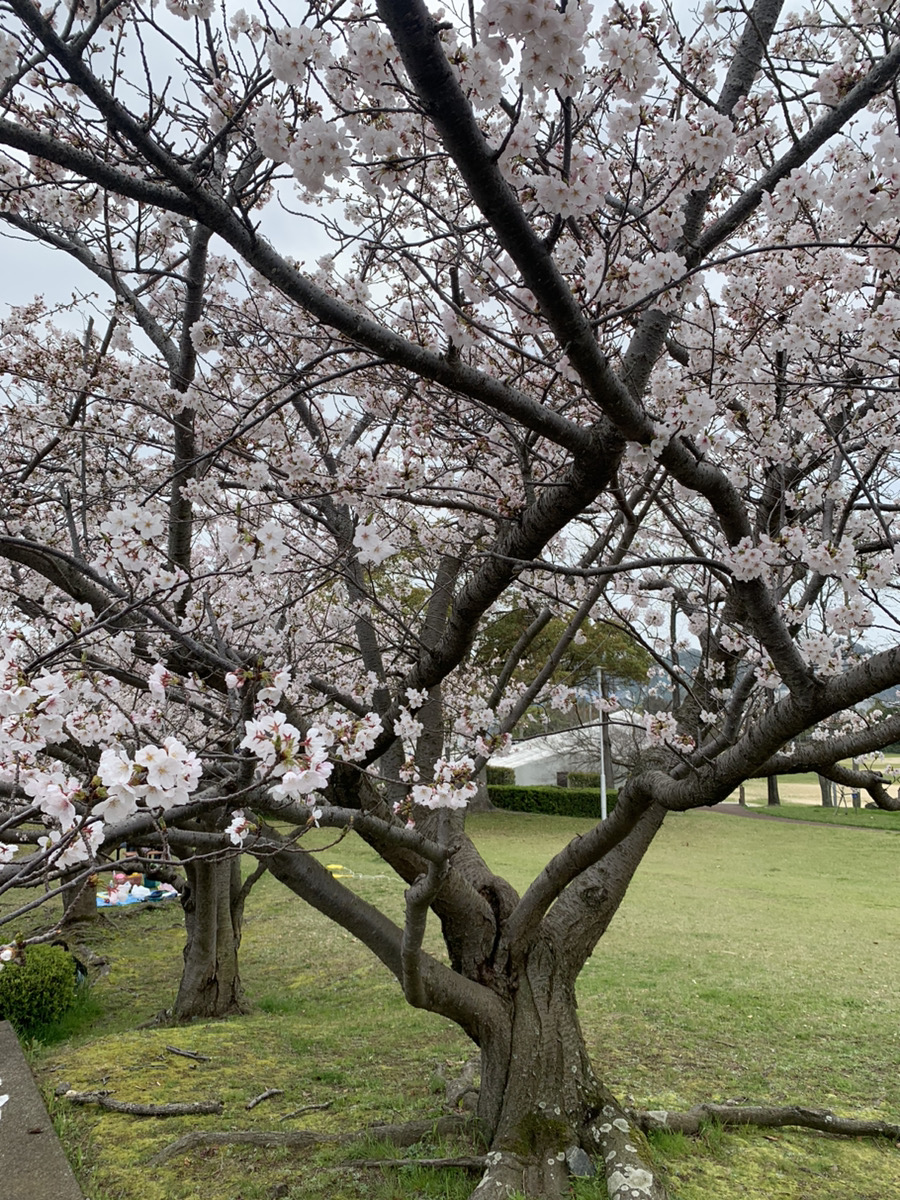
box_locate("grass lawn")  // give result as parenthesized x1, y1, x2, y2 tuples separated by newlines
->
(739, 804, 900, 832)
(9, 809, 900, 1200)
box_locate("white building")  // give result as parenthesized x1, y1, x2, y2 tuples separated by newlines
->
(494, 714, 643, 786)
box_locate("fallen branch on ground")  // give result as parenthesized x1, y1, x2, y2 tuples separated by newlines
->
(165, 1045, 211, 1062)
(279, 1101, 333, 1121)
(149, 1113, 479, 1165)
(628, 1103, 900, 1142)
(246, 1088, 284, 1110)
(65, 1091, 223, 1116)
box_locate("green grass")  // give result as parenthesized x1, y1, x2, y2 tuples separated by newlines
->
(743, 802, 900, 831)
(8, 809, 900, 1200)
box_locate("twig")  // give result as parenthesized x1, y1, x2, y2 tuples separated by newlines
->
(65, 1090, 223, 1116)
(246, 1088, 284, 1110)
(279, 1100, 333, 1121)
(165, 1045, 211, 1062)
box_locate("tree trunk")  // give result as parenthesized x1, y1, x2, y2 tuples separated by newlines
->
(818, 774, 833, 807)
(60, 873, 97, 925)
(766, 775, 780, 806)
(468, 765, 494, 813)
(471, 938, 669, 1200)
(172, 853, 248, 1021)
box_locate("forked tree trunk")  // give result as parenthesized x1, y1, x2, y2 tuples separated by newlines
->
(173, 853, 248, 1021)
(471, 938, 669, 1200)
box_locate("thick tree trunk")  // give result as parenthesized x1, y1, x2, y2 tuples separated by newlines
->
(172, 853, 248, 1021)
(471, 938, 669, 1200)
(60, 872, 97, 925)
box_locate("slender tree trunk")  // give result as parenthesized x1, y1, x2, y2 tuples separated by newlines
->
(818, 774, 833, 807)
(767, 775, 781, 806)
(172, 854, 247, 1021)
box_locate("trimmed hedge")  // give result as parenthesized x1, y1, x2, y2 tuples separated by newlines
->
(568, 771, 604, 788)
(487, 785, 618, 819)
(486, 765, 516, 786)
(0, 944, 76, 1037)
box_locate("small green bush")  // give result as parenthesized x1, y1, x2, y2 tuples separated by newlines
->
(0, 944, 76, 1037)
(487, 785, 618, 819)
(486, 765, 516, 786)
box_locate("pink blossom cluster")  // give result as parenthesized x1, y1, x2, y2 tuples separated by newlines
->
(411, 757, 478, 810)
(529, 154, 612, 220)
(722, 536, 781, 582)
(597, 9, 659, 99)
(165, 0, 214, 19)
(663, 104, 735, 185)
(0, 32, 17, 81)
(288, 116, 351, 195)
(267, 25, 332, 83)
(96, 502, 167, 574)
(326, 711, 384, 761)
(240, 713, 334, 801)
(220, 521, 287, 575)
(477, 0, 592, 96)
(825, 597, 875, 637)
(93, 738, 202, 824)
(353, 520, 396, 567)
(393, 706, 424, 750)
(643, 712, 695, 752)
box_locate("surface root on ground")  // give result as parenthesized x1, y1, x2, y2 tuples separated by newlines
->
(628, 1102, 900, 1141)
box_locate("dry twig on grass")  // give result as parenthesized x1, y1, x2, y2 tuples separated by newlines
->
(165, 1045, 211, 1062)
(279, 1101, 333, 1121)
(246, 1088, 284, 1110)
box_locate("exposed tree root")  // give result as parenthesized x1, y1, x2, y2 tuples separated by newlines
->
(468, 1149, 569, 1200)
(352, 1155, 486, 1170)
(586, 1087, 672, 1200)
(149, 1112, 478, 1165)
(628, 1102, 900, 1142)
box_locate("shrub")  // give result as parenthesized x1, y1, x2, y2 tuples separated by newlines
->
(487, 785, 618, 820)
(486, 765, 516, 786)
(568, 771, 604, 788)
(0, 944, 77, 1038)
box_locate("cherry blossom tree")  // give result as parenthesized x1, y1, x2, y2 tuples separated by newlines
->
(2, 0, 900, 1195)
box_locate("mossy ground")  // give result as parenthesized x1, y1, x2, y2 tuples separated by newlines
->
(7, 809, 900, 1200)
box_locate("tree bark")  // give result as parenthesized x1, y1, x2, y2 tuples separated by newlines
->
(470, 936, 669, 1200)
(172, 853, 248, 1021)
(60, 873, 97, 925)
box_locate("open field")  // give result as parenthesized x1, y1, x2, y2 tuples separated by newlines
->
(725, 754, 900, 807)
(8, 809, 900, 1200)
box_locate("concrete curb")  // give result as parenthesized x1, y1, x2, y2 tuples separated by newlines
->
(0, 1019, 86, 1200)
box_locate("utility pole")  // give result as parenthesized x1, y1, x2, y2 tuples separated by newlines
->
(596, 668, 607, 822)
